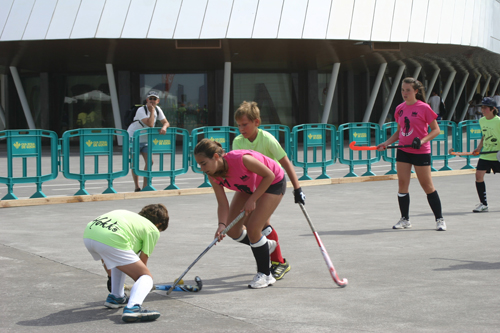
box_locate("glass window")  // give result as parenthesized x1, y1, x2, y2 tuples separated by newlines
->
(318, 72, 341, 125)
(318, 72, 330, 124)
(233, 73, 295, 128)
(140, 74, 208, 133)
(21, 76, 41, 128)
(62, 75, 112, 132)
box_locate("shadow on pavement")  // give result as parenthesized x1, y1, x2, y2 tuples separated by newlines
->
(431, 258, 500, 271)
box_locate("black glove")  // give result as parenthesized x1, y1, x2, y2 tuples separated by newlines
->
(294, 187, 306, 205)
(411, 137, 421, 149)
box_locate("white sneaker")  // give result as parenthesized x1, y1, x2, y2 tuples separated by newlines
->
(393, 217, 411, 229)
(472, 203, 488, 213)
(248, 272, 276, 289)
(436, 218, 447, 231)
(268, 239, 277, 254)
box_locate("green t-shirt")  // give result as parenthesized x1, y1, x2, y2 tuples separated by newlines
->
(479, 115, 500, 161)
(83, 210, 160, 257)
(232, 128, 287, 163)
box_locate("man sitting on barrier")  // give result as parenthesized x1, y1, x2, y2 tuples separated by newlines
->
(127, 90, 170, 192)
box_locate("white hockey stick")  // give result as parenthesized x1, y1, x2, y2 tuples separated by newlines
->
(299, 203, 348, 288)
(167, 211, 245, 295)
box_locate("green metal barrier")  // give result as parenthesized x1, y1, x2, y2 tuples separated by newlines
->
(381, 122, 398, 175)
(190, 126, 239, 187)
(337, 122, 380, 177)
(62, 128, 129, 195)
(429, 120, 456, 171)
(292, 123, 336, 180)
(0, 130, 58, 200)
(132, 127, 190, 191)
(456, 120, 482, 169)
(259, 124, 292, 159)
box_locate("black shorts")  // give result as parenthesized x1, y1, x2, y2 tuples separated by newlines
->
(396, 149, 431, 166)
(265, 176, 286, 195)
(476, 158, 500, 174)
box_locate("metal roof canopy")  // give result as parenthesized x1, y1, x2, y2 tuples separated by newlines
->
(0, 39, 498, 79)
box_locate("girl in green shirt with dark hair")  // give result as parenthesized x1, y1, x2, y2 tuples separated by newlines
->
(472, 97, 500, 212)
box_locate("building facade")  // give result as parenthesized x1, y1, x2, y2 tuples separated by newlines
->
(1, 0, 500, 136)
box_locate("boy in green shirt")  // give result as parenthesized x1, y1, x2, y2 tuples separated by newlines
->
(83, 204, 169, 323)
(232, 101, 305, 280)
(472, 97, 500, 212)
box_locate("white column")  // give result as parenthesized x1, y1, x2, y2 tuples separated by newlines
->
(362, 62, 387, 123)
(426, 67, 440, 100)
(379, 62, 405, 127)
(9, 66, 36, 129)
(321, 63, 340, 124)
(222, 62, 231, 126)
(459, 73, 481, 122)
(446, 73, 469, 121)
(412, 66, 421, 80)
(0, 102, 5, 129)
(490, 77, 500, 96)
(106, 63, 123, 145)
(441, 70, 456, 102)
(481, 75, 492, 97)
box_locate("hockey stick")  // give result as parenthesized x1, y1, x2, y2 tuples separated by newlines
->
(349, 141, 412, 151)
(448, 148, 500, 159)
(167, 211, 246, 295)
(299, 203, 348, 288)
(156, 276, 203, 292)
(125, 276, 203, 293)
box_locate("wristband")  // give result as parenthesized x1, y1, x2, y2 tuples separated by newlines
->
(218, 223, 226, 227)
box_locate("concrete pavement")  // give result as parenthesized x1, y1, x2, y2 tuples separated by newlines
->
(1, 170, 500, 332)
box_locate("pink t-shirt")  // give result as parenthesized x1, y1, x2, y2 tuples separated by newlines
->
(394, 100, 437, 154)
(210, 150, 284, 194)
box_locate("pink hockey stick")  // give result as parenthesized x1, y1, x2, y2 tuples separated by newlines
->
(299, 203, 348, 288)
(349, 141, 412, 151)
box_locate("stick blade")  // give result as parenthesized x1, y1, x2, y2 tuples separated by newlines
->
(336, 278, 348, 288)
(349, 141, 376, 151)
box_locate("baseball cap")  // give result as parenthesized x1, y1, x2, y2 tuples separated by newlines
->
(147, 90, 160, 99)
(478, 97, 497, 108)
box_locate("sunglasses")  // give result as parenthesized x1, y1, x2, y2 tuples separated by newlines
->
(148, 97, 158, 101)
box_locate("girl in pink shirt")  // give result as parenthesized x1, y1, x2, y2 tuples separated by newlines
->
(377, 77, 446, 232)
(194, 138, 286, 289)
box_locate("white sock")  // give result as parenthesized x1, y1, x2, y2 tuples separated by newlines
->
(127, 275, 153, 308)
(111, 267, 126, 298)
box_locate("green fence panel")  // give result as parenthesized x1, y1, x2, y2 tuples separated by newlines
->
(337, 122, 380, 177)
(132, 127, 190, 191)
(259, 124, 292, 159)
(292, 123, 336, 180)
(381, 122, 398, 175)
(455, 120, 482, 169)
(62, 128, 129, 195)
(429, 120, 456, 171)
(0, 129, 58, 200)
(190, 126, 239, 187)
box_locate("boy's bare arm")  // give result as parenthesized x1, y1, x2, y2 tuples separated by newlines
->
(279, 155, 306, 204)
(278, 155, 300, 190)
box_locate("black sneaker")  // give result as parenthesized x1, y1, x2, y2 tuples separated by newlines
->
(271, 259, 291, 280)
